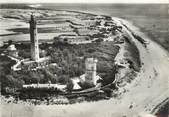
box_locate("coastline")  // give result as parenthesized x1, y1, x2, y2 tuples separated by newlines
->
(0, 4, 168, 117)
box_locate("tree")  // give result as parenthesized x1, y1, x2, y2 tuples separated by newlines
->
(79, 82, 95, 89)
(95, 38, 103, 43)
(40, 42, 48, 49)
(2, 75, 24, 88)
(58, 75, 69, 84)
(28, 72, 41, 83)
(43, 69, 58, 83)
(8, 40, 13, 45)
(103, 88, 112, 97)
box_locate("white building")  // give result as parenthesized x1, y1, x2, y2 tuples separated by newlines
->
(72, 58, 101, 90)
(58, 35, 91, 44)
(6, 44, 18, 57)
(84, 58, 98, 85)
(23, 83, 66, 91)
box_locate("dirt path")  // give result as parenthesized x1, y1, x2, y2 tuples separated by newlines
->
(1, 18, 169, 117)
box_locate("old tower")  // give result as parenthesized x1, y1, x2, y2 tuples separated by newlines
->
(29, 14, 39, 62)
(85, 58, 98, 85)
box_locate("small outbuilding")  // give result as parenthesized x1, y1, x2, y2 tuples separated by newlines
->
(6, 44, 18, 57)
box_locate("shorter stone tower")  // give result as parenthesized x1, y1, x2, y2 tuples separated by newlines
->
(85, 58, 98, 85)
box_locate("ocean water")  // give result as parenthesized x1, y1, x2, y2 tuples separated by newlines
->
(38, 4, 168, 18)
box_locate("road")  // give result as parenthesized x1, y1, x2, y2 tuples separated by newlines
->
(7, 55, 22, 71)
(1, 18, 169, 117)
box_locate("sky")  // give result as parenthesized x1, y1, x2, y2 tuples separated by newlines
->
(0, 0, 169, 4)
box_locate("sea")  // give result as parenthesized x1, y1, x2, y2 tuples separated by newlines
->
(37, 3, 168, 18)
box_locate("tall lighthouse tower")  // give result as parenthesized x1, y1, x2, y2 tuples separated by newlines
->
(29, 14, 39, 62)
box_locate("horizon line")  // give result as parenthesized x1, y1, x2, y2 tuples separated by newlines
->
(0, 0, 169, 4)
(0, 2, 169, 4)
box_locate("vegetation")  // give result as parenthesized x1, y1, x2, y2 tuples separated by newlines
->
(123, 35, 141, 72)
(50, 41, 119, 84)
(0, 40, 119, 94)
(0, 56, 23, 94)
(78, 82, 95, 89)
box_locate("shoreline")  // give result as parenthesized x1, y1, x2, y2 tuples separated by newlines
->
(1, 6, 168, 117)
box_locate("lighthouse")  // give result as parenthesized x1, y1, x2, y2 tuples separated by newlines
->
(29, 14, 39, 62)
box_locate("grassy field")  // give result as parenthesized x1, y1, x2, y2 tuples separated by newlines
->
(46, 4, 168, 52)
(88, 4, 169, 52)
(84, 4, 169, 52)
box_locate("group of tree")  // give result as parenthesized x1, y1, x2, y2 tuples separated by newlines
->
(1, 38, 120, 94)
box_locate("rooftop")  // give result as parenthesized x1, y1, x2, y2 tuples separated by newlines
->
(7, 44, 17, 51)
